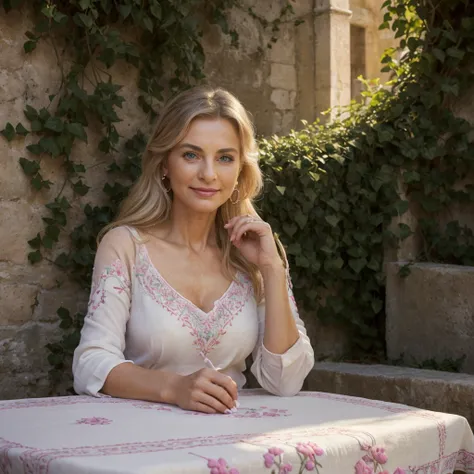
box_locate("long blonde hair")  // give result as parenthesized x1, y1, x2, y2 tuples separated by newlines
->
(100, 85, 266, 301)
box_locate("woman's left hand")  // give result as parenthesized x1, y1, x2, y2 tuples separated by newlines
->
(224, 215, 282, 271)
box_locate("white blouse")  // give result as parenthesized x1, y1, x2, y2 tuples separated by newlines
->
(72, 226, 314, 398)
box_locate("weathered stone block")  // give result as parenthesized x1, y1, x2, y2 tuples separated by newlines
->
(270, 89, 296, 110)
(0, 201, 43, 265)
(0, 283, 38, 325)
(34, 284, 87, 323)
(386, 262, 474, 373)
(268, 24, 295, 65)
(306, 362, 474, 427)
(267, 63, 297, 91)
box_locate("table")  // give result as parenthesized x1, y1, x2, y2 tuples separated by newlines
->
(1, 389, 473, 474)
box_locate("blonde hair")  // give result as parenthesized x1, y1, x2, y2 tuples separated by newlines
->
(100, 85, 266, 301)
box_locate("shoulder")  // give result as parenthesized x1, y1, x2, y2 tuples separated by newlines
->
(98, 226, 138, 262)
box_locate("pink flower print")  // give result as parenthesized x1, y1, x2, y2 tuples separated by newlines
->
(307, 442, 324, 457)
(370, 447, 388, 465)
(188, 456, 239, 474)
(392, 469, 406, 474)
(279, 463, 293, 473)
(264, 453, 275, 468)
(75, 417, 112, 425)
(269, 447, 284, 456)
(355, 459, 375, 474)
(305, 460, 316, 471)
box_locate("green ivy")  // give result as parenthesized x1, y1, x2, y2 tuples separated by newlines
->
(259, 0, 474, 357)
(1, 0, 296, 392)
(2, 0, 474, 388)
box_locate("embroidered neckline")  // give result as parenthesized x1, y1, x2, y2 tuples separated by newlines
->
(138, 242, 240, 316)
(134, 243, 254, 355)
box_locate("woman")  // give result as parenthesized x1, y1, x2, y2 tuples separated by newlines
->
(73, 86, 314, 415)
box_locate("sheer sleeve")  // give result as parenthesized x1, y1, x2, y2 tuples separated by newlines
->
(72, 226, 136, 397)
(250, 270, 314, 397)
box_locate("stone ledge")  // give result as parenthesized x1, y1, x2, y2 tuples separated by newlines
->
(306, 362, 474, 426)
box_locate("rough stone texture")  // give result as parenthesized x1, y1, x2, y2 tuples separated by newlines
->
(306, 362, 474, 427)
(0, 1, 395, 400)
(386, 263, 474, 374)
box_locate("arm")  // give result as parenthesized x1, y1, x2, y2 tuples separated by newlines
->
(250, 265, 314, 397)
(225, 215, 315, 397)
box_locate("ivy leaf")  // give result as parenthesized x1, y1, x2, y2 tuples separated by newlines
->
(349, 258, 367, 274)
(26, 143, 43, 155)
(283, 222, 297, 237)
(75, 13, 94, 28)
(24, 105, 39, 121)
(72, 180, 90, 196)
(42, 235, 54, 249)
(30, 120, 43, 132)
(67, 122, 88, 142)
(44, 117, 64, 133)
(1, 122, 15, 141)
(118, 4, 132, 19)
(23, 40, 37, 53)
(150, 2, 162, 20)
(28, 250, 42, 264)
(393, 200, 409, 215)
(446, 47, 464, 60)
(15, 123, 29, 136)
(55, 253, 69, 268)
(432, 48, 445, 63)
(28, 233, 42, 250)
(295, 210, 307, 229)
(53, 11, 67, 24)
(325, 215, 340, 227)
(39, 136, 61, 157)
(19, 157, 40, 176)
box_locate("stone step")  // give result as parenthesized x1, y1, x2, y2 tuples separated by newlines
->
(306, 362, 474, 426)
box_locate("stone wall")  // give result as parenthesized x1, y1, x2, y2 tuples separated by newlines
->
(0, 0, 395, 399)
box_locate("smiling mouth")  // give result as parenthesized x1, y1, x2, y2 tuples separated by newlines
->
(190, 187, 220, 197)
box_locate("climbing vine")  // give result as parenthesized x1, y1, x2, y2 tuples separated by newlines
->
(258, 0, 474, 358)
(2, 0, 474, 388)
(1, 0, 296, 391)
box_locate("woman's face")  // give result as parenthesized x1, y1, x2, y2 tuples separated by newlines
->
(165, 117, 241, 215)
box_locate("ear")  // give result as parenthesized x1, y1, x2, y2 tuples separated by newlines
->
(161, 159, 169, 177)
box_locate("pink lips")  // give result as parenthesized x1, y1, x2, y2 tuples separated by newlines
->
(191, 187, 219, 197)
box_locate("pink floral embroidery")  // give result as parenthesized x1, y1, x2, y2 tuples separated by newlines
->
(75, 417, 112, 425)
(190, 453, 240, 474)
(87, 259, 131, 318)
(355, 443, 405, 474)
(135, 245, 253, 355)
(263, 443, 324, 473)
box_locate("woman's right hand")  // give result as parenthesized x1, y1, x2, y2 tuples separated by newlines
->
(171, 368, 238, 414)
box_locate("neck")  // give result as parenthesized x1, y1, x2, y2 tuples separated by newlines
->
(162, 202, 218, 253)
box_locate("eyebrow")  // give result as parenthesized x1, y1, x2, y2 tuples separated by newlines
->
(179, 143, 239, 154)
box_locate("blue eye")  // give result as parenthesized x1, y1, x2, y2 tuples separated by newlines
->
(183, 151, 198, 160)
(219, 155, 234, 163)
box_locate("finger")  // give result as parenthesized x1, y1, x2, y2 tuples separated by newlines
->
(197, 391, 230, 414)
(205, 381, 235, 410)
(192, 401, 217, 415)
(210, 372, 239, 402)
(230, 217, 260, 241)
(233, 221, 265, 243)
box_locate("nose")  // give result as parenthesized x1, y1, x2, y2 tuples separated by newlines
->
(199, 157, 217, 182)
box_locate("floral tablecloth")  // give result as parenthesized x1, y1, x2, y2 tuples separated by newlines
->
(1, 389, 473, 474)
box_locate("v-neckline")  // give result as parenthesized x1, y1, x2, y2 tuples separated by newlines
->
(138, 243, 238, 316)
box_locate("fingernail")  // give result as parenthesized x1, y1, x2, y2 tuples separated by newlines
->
(234, 400, 240, 408)
(230, 407, 237, 413)
(224, 409, 232, 414)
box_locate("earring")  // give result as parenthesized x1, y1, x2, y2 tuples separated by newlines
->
(230, 184, 240, 204)
(161, 175, 171, 193)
